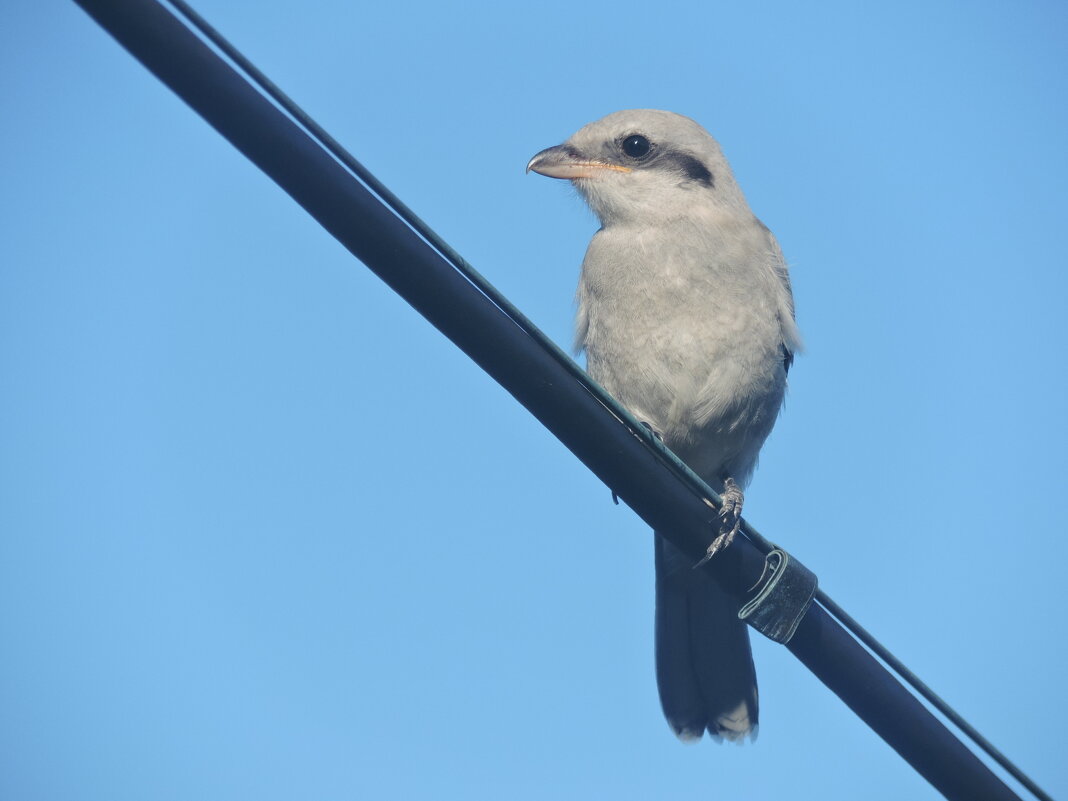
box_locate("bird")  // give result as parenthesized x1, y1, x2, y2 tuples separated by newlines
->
(527, 110, 801, 742)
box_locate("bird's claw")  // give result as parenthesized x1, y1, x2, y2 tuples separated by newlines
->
(693, 478, 744, 568)
(640, 421, 664, 442)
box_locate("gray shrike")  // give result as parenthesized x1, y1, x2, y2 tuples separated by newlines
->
(527, 110, 801, 741)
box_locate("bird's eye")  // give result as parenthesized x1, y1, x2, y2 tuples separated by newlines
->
(621, 134, 652, 159)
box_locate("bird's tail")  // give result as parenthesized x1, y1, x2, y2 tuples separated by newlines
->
(653, 532, 759, 742)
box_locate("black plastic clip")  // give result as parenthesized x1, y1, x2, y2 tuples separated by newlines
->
(739, 548, 818, 644)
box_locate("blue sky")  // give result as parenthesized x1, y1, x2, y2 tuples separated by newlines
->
(2, 1, 1066, 799)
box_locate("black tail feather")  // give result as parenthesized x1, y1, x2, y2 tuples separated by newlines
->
(654, 533, 759, 741)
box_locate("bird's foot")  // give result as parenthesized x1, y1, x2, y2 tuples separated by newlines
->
(694, 478, 744, 567)
(640, 421, 664, 442)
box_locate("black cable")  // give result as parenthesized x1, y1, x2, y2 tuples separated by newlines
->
(814, 591, 1050, 801)
(159, 8, 1052, 799)
(71, 2, 1051, 799)
(165, 0, 616, 431)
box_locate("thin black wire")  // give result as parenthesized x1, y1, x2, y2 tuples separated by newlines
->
(163, 4, 1051, 799)
(815, 591, 1050, 801)
(163, 0, 743, 516)
(164, 0, 622, 431)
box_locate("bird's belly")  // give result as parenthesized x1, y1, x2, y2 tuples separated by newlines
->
(583, 302, 785, 487)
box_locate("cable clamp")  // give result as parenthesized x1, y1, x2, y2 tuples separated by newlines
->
(739, 548, 817, 644)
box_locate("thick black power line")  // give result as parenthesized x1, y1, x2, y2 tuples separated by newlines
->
(153, 17, 1049, 796)
(70, 1, 1050, 800)
(153, 12, 1051, 794)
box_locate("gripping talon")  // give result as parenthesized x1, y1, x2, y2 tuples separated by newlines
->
(693, 477, 744, 568)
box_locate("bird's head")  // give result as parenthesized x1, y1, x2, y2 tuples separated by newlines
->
(527, 109, 747, 226)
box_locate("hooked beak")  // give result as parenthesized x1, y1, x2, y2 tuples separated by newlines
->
(526, 145, 632, 179)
